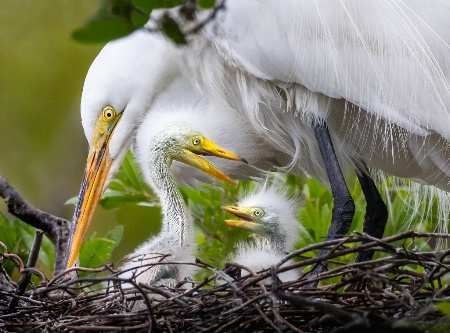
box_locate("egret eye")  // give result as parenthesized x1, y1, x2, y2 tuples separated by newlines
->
(253, 208, 264, 218)
(192, 137, 201, 146)
(102, 106, 116, 120)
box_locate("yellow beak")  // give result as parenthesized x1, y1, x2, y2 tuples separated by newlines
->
(222, 205, 261, 233)
(176, 138, 247, 185)
(65, 110, 122, 269)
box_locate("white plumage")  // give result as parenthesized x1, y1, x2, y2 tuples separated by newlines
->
(120, 108, 243, 286)
(71, 1, 450, 270)
(224, 184, 301, 282)
(136, 77, 292, 187)
(178, 0, 450, 190)
(120, 117, 195, 287)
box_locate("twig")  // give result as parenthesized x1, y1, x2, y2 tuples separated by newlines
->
(9, 229, 44, 308)
(0, 176, 71, 274)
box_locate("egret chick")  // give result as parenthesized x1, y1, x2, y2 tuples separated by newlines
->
(120, 111, 246, 287)
(222, 184, 301, 282)
(144, 98, 292, 188)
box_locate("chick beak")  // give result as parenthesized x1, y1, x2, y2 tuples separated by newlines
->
(190, 137, 248, 164)
(222, 205, 261, 232)
(176, 138, 246, 185)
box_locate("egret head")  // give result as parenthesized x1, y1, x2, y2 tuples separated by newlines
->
(135, 114, 248, 188)
(66, 30, 180, 269)
(222, 185, 300, 251)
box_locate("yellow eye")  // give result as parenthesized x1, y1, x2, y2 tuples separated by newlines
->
(193, 137, 201, 145)
(253, 208, 264, 217)
(102, 106, 116, 121)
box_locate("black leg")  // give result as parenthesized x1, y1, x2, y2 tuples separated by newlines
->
(309, 122, 355, 279)
(355, 170, 388, 262)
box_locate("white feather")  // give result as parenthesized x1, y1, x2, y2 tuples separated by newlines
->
(78, 1, 450, 252)
(230, 182, 302, 282)
(135, 80, 293, 187)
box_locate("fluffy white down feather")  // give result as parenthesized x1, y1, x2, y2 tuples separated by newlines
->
(233, 247, 298, 283)
(230, 183, 302, 282)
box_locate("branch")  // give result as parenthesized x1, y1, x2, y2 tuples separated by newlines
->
(0, 176, 71, 275)
(9, 229, 44, 309)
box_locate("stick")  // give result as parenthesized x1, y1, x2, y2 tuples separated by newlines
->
(0, 176, 71, 275)
(9, 229, 44, 308)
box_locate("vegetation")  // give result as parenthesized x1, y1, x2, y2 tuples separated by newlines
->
(1, 1, 450, 331)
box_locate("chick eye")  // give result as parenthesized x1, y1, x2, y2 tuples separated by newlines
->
(102, 106, 116, 120)
(193, 137, 201, 145)
(253, 209, 264, 217)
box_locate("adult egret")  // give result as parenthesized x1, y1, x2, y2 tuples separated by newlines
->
(222, 184, 301, 282)
(171, 0, 450, 262)
(119, 104, 246, 286)
(67, 2, 450, 269)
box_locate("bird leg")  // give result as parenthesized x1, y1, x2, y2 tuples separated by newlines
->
(355, 169, 388, 262)
(308, 122, 355, 280)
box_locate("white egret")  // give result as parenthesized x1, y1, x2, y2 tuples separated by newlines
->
(67, 2, 450, 269)
(139, 77, 292, 187)
(119, 105, 245, 286)
(222, 184, 301, 282)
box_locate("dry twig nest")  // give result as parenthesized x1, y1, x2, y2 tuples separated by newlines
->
(1, 232, 450, 332)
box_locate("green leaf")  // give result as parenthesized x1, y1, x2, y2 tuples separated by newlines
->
(105, 225, 124, 246)
(131, 10, 149, 27)
(198, 0, 216, 9)
(132, 0, 155, 15)
(0, 213, 55, 273)
(436, 302, 450, 316)
(72, 0, 139, 44)
(150, 0, 184, 9)
(99, 190, 154, 209)
(72, 17, 136, 44)
(132, 0, 184, 19)
(79, 238, 116, 268)
(65, 196, 78, 206)
(118, 151, 143, 191)
(160, 13, 187, 45)
(107, 181, 126, 192)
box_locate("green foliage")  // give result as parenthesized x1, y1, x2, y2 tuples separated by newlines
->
(79, 225, 124, 271)
(82, 152, 446, 281)
(66, 151, 159, 209)
(2, 149, 445, 282)
(160, 13, 187, 45)
(72, 0, 144, 43)
(0, 210, 122, 278)
(100, 151, 159, 209)
(180, 181, 246, 267)
(198, 0, 216, 9)
(133, 0, 184, 14)
(429, 302, 450, 333)
(0, 212, 54, 276)
(436, 301, 450, 316)
(72, 0, 220, 45)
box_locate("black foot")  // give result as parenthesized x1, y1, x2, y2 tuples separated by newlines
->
(355, 170, 388, 262)
(305, 122, 355, 287)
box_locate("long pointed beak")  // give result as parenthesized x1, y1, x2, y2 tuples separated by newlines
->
(65, 112, 122, 269)
(176, 139, 246, 185)
(221, 205, 253, 221)
(191, 138, 248, 164)
(177, 151, 237, 185)
(222, 205, 261, 233)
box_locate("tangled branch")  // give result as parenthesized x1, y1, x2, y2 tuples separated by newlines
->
(1, 232, 450, 332)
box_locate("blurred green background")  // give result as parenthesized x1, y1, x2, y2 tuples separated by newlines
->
(0, 0, 160, 267)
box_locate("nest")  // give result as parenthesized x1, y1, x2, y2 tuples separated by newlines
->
(1, 231, 450, 333)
